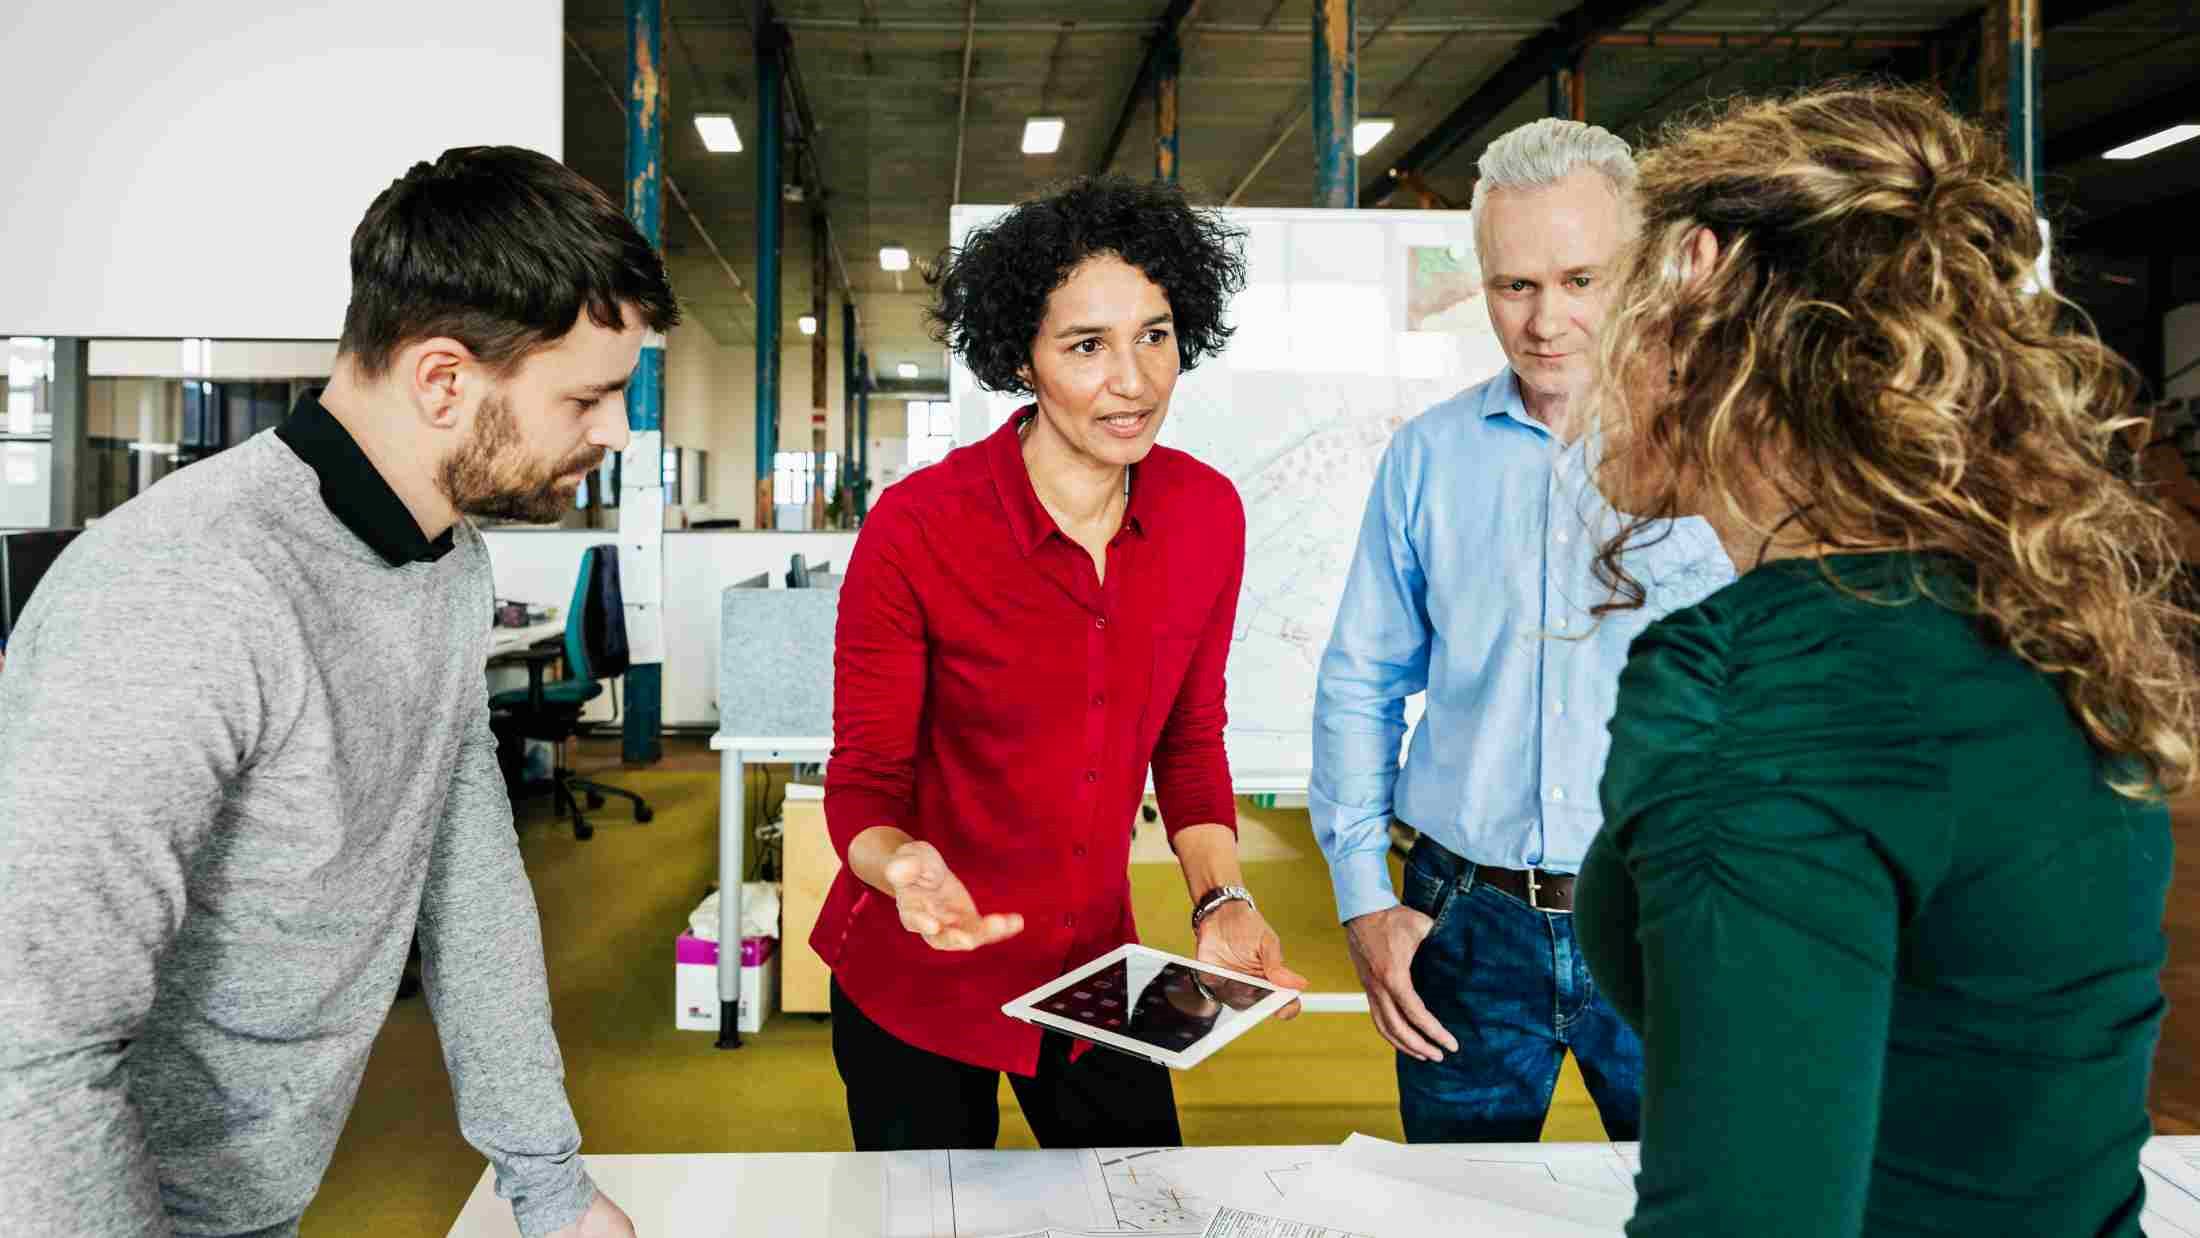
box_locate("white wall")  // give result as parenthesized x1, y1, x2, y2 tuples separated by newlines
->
(664, 323, 876, 529)
(0, 1, 562, 339)
(481, 528, 858, 728)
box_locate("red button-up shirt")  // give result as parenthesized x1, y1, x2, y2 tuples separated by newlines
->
(816, 407, 1244, 1076)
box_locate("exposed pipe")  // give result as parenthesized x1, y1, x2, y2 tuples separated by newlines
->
(952, 1, 978, 204)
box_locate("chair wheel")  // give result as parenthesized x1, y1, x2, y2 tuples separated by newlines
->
(635, 805, 655, 823)
(586, 792, 606, 810)
(575, 820, 595, 841)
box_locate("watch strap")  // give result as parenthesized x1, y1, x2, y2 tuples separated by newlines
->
(1190, 884, 1255, 931)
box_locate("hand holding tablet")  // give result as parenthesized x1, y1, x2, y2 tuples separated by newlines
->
(1190, 899, 1309, 1022)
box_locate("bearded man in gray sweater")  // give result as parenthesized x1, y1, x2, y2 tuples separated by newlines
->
(0, 146, 677, 1238)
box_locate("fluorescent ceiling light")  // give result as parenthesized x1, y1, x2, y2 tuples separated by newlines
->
(897, 362, 919, 379)
(798, 315, 817, 336)
(1022, 116, 1066, 155)
(693, 113, 742, 153)
(1353, 118, 1396, 157)
(2103, 123, 2200, 160)
(879, 246, 912, 272)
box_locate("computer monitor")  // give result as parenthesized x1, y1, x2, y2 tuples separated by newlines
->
(1, 529, 83, 641)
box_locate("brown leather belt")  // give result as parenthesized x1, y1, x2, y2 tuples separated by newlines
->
(1474, 864, 1577, 913)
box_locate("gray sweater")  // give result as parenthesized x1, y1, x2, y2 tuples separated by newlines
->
(0, 426, 595, 1236)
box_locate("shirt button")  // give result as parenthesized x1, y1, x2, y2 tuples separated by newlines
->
(1063, 914, 1077, 927)
(1073, 845, 1088, 857)
(1085, 770, 1099, 783)
(1552, 702, 1566, 718)
(1092, 693, 1106, 707)
(1549, 786, 1566, 802)
(1556, 530, 1571, 544)
(1095, 617, 1107, 630)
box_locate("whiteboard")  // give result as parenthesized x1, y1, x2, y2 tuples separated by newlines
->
(948, 206, 1509, 782)
(0, 1, 562, 340)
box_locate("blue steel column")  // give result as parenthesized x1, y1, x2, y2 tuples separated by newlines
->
(622, 0, 665, 767)
(1155, 31, 1181, 184)
(1311, 0, 1356, 208)
(755, 23, 786, 530)
(841, 300, 857, 526)
(856, 353, 872, 521)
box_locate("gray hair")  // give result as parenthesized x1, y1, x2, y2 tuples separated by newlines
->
(1470, 118, 1636, 212)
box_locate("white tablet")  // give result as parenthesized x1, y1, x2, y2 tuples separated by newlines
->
(1000, 943, 1299, 1071)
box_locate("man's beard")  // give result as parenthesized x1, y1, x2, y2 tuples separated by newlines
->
(440, 394, 606, 524)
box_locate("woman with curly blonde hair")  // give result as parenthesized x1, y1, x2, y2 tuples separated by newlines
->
(1574, 84, 2196, 1235)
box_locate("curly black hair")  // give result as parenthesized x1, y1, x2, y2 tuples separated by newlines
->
(926, 175, 1248, 395)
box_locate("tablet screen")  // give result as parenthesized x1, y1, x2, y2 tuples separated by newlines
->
(1027, 952, 1279, 1055)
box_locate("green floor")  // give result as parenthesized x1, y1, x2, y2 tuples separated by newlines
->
(303, 769, 1606, 1236)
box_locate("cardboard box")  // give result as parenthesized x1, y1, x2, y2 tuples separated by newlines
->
(675, 933, 777, 1034)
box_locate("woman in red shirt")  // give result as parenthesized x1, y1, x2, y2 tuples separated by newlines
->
(817, 175, 1306, 1152)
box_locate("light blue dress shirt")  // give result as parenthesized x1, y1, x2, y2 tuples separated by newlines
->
(1310, 369, 1736, 922)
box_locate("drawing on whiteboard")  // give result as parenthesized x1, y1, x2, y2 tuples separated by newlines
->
(1405, 243, 1484, 333)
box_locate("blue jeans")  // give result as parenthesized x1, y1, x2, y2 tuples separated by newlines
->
(1397, 835, 1643, 1143)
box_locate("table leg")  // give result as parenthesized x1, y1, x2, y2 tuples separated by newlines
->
(717, 749, 745, 1049)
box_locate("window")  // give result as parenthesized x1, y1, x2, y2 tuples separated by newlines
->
(774, 449, 840, 506)
(908, 400, 956, 469)
(663, 445, 681, 499)
(5, 338, 53, 438)
(694, 449, 708, 504)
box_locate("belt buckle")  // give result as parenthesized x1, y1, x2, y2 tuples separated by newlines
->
(1525, 869, 1570, 915)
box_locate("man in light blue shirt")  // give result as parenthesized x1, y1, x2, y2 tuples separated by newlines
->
(1312, 119, 1733, 1143)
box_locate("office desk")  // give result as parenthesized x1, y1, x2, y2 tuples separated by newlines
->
(489, 619, 565, 661)
(707, 734, 830, 1048)
(444, 1137, 2200, 1237)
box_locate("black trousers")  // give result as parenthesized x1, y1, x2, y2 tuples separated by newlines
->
(830, 979, 1183, 1151)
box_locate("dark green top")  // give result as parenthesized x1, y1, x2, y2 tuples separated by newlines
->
(1578, 552, 2172, 1237)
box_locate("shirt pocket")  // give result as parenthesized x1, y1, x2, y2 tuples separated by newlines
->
(1138, 634, 1203, 751)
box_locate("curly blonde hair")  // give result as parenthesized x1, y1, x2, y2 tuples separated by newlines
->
(1592, 83, 2198, 798)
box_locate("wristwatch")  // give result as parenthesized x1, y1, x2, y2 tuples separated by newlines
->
(1190, 885, 1256, 934)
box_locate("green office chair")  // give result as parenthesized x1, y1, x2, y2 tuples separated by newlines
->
(491, 544, 653, 840)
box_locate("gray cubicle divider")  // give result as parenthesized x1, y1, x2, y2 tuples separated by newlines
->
(720, 585, 838, 738)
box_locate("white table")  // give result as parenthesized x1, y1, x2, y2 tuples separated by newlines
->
(448, 1136, 2200, 1238)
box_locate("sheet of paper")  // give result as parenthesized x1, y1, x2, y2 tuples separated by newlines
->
(1438, 1142, 1639, 1200)
(1224, 1160, 1614, 1238)
(616, 534, 665, 664)
(1333, 1135, 1634, 1230)
(1199, 1206, 1373, 1238)
(2142, 1143, 2200, 1238)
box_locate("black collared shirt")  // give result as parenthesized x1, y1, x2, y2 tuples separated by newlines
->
(274, 390, 454, 567)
